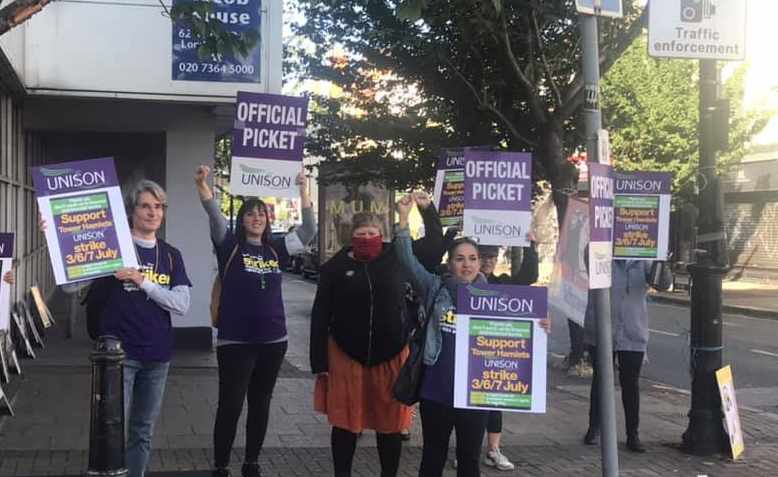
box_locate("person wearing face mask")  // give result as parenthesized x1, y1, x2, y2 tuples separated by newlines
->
(395, 194, 550, 477)
(309, 193, 443, 477)
(195, 165, 316, 477)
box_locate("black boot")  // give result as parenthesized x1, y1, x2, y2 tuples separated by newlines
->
(626, 433, 646, 453)
(583, 427, 600, 445)
(212, 468, 231, 477)
(242, 462, 262, 477)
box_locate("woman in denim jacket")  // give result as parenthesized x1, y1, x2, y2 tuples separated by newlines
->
(395, 194, 548, 477)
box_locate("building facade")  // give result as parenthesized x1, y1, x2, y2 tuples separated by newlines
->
(0, 0, 283, 346)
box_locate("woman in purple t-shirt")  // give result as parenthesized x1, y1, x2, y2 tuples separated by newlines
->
(195, 165, 315, 477)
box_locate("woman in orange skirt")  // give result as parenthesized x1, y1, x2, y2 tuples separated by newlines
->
(310, 203, 443, 477)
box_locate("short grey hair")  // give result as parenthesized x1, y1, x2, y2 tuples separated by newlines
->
(125, 179, 167, 217)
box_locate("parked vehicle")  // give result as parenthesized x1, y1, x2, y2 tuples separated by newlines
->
(301, 233, 320, 279)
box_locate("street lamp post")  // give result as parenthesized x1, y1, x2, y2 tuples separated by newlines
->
(681, 59, 728, 456)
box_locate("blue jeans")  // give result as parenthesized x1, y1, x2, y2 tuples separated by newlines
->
(123, 359, 170, 477)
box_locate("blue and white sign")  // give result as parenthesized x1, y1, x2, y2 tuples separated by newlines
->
(575, 0, 623, 18)
(172, 0, 262, 83)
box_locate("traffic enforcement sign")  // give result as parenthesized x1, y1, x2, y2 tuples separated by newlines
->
(649, 0, 747, 61)
(576, 0, 623, 18)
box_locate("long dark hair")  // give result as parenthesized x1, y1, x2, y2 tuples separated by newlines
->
(235, 198, 272, 245)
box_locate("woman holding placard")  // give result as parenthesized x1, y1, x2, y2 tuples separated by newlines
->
(395, 194, 549, 477)
(194, 165, 315, 477)
(582, 260, 672, 453)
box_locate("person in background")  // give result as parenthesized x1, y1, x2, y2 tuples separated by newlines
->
(395, 194, 550, 477)
(583, 260, 672, 453)
(43, 180, 192, 477)
(476, 243, 538, 471)
(195, 165, 316, 477)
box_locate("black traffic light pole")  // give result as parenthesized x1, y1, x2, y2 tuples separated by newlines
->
(681, 59, 728, 456)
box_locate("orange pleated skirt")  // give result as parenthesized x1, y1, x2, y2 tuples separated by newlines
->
(314, 337, 412, 434)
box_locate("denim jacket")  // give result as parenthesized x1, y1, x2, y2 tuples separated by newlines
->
(394, 227, 454, 365)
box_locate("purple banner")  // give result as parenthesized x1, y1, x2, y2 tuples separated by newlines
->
(31, 158, 119, 197)
(614, 171, 672, 195)
(0, 233, 13, 258)
(464, 151, 532, 212)
(458, 284, 548, 319)
(589, 163, 614, 243)
(231, 92, 309, 161)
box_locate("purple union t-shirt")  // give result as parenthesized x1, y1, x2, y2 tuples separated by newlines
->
(100, 242, 191, 363)
(215, 232, 291, 343)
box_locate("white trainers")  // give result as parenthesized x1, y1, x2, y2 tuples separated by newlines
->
(484, 448, 515, 471)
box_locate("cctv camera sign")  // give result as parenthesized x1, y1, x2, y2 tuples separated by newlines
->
(649, 0, 747, 61)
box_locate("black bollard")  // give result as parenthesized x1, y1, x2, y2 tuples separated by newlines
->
(87, 336, 128, 477)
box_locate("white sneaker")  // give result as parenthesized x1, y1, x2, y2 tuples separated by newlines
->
(484, 448, 515, 471)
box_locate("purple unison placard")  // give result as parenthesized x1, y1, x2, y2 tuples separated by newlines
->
(437, 148, 466, 171)
(231, 92, 309, 162)
(614, 171, 672, 195)
(458, 284, 548, 319)
(464, 151, 532, 212)
(31, 158, 119, 197)
(588, 163, 614, 243)
(613, 171, 672, 259)
(466, 317, 534, 409)
(0, 234, 13, 258)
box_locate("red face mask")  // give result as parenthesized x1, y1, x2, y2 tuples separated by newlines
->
(352, 235, 383, 262)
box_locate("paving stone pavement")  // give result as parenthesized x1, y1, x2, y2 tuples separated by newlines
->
(2, 277, 778, 476)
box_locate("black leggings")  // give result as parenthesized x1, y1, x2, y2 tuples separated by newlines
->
(419, 399, 488, 477)
(331, 427, 402, 477)
(587, 346, 643, 436)
(213, 342, 287, 468)
(486, 411, 501, 434)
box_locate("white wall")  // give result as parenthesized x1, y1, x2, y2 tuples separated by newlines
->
(165, 121, 217, 330)
(21, 0, 282, 101)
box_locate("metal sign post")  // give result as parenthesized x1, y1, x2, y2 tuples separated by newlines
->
(578, 0, 620, 474)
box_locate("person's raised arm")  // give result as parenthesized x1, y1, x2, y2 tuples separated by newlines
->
(395, 195, 439, 297)
(411, 191, 444, 272)
(195, 165, 228, 246)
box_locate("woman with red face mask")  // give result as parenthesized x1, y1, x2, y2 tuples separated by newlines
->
(310, 198, 443, 477)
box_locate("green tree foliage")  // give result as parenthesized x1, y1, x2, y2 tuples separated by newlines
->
(601, 34, 772, 203)
(292, 0, 646, 202)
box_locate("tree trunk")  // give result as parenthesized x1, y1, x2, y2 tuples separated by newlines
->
(537, 121, 578, 229)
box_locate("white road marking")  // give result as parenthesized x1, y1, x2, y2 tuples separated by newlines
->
(751, 349, 778, 358)
(649, 328, 680, 337)
(550, 353, 566, 359)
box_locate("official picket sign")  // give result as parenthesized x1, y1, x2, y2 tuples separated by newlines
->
(463, 151, 533, 247)
(433, 148, 466, 228)
(230, 92, 309, 198)
(613, 171, 672, 260)
(32, 158, 138, 285)
(648, 0, 747, 61)
(548, 197, 589, 325)
(0, 234, 12, 331)
(454, 284, 548, 413)
(171, 0, 262, 82)
(589, 163, 614, 289)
